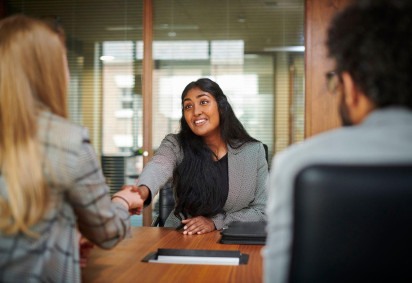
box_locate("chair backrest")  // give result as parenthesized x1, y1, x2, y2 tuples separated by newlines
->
(152, 183, 175, 227)
(289, 164, 412, 283)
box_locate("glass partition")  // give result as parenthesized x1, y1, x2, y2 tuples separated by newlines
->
(152, 0, 305, 162)
(4, 0, 304, 225)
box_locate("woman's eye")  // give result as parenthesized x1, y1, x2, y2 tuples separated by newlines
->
(183, 104, 192, 110)
(200, 100, 209, 105)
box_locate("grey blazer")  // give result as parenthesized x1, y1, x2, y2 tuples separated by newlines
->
(0, 111, 130, 283)
(137, 134, 268, 230)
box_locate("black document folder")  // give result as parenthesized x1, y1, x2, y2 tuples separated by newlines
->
(220, 221, 267, 245)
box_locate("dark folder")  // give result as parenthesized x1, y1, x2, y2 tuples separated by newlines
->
(219, 221, 267, 245)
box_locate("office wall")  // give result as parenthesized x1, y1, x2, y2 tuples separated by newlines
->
(305, 0, 352, 137)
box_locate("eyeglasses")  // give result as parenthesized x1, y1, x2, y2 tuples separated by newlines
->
(325, 71, 341, 94)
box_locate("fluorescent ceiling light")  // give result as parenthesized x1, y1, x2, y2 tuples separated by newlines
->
(263, 46, 305, 52)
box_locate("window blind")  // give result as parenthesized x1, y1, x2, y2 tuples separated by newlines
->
(5, 0, 304, 188)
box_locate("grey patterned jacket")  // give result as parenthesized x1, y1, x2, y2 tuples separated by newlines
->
(0, 111, 130, 283)
(137, 134, 268, 230)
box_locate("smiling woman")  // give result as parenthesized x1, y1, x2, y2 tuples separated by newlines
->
(129, 78, 268, 235)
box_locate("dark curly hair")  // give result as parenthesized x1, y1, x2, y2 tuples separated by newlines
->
(173, 78, 257, 219)
(327, 0, 412, 109)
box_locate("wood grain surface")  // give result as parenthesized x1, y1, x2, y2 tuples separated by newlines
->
(82, 227, 264, 283)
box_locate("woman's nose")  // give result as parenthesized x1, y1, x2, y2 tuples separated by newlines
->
(193, 104, 202, 116)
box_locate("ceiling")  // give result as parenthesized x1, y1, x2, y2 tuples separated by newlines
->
(6, 0, 304, 54)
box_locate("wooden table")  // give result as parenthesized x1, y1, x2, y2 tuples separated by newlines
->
(82, 227, 264, 283)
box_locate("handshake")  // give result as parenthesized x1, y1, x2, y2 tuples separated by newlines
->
(80, 184, 149, 268)
(111, 185, 149, 215)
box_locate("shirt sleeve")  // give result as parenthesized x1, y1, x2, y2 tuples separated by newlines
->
(136, 134, 181, 205)
(66, 128, 130, 250)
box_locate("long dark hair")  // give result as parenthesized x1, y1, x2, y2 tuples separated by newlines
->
(173, 78, 257, 219)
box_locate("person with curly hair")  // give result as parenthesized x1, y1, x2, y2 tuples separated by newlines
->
(264, 1, 412, 282)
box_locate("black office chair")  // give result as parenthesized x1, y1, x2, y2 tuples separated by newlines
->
(152, 183, 175, 227)
(289, 164, 412, 283)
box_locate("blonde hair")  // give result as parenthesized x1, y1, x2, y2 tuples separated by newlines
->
(0, 15, 68, 237)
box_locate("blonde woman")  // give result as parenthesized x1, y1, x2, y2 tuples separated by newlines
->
(0, 15, 143, 282)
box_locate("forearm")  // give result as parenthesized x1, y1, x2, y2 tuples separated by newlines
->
(136, 135, 180, 202)
(69, 136, 131, 249)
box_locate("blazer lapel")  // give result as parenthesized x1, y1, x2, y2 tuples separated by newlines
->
(224, 145, 245, 211)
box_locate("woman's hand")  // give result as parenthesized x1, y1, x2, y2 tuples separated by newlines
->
(180, 216, 216, 235)
(112, 185, 144, 214)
